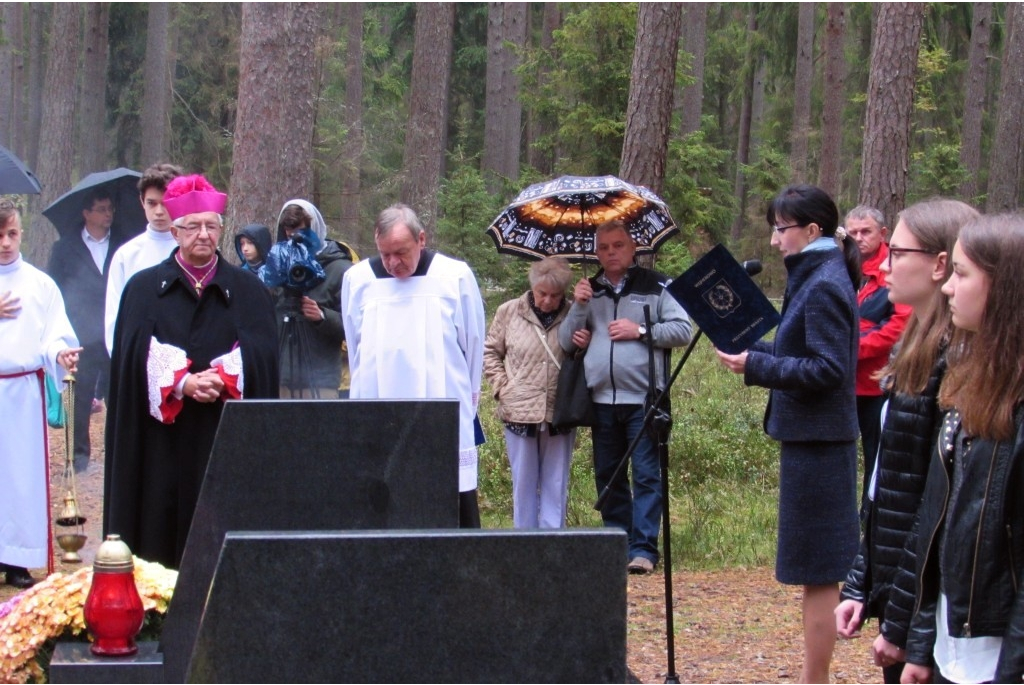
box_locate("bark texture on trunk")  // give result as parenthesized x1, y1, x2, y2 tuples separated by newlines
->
(141, 3, 173, 167)
(227, 2, 320, 253)
(400, 2, 455, 238)
(482, 2, 528, 189)
(818, 3, 846, 198)
(987, 2, 1024, 212)
(858, 3, 925, 227)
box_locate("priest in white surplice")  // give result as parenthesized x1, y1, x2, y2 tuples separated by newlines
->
(0, 200, 81, 588)
(342, 204, 486, 527)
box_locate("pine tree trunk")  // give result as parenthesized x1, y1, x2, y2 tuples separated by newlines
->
(731, 7, 758, 242)
(986, 2, 1024, 212)
(790, 2, 815, 181)
(29, 3, 79, 266)
(525, 3, 560, 175)
(0, 4, 14, 147)
(401, 2, 455, 238)
(482, 2, 528, 190)
(78, 2, 110, 176)
(620, 2, 682, 196)
(858, 3, 925, 227)
(818, 3, 846, 198)
(140, 3, 173, 167)
(226, 2, 320, 252)
(25, 3, 47, 172)
(679, 2, 708, 136)
(8, 3, 24, 157)
(958, 3, 991, 204)
(340, 2, 366, 250)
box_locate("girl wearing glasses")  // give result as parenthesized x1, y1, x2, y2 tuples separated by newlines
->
(835, 199, 978, 683)
(899, 214, 1024, 684)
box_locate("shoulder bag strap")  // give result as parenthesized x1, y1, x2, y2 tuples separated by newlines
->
(534, 326, 561, 370)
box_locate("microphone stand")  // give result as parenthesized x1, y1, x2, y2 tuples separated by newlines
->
(595, 308, 703, 685)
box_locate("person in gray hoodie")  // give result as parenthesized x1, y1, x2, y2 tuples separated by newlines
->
(273, 199, 354, 398)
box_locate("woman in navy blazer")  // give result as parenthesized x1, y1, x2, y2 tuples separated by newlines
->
(717, 184, 861, 683)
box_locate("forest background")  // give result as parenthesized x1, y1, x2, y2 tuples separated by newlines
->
(1, 2, 1023, 564)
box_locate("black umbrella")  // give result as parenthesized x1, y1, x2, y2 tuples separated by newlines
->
(485, 175, 679, 263)
(0, 143, 42, 194)
(42, 167, 145, 240)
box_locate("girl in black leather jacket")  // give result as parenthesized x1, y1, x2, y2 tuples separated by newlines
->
(835, 199, 979, 684)
(901, 214, 1024, 684)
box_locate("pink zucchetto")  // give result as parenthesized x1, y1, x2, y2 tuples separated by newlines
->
(162, 174, 228, 221)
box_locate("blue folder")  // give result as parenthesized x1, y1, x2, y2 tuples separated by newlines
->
(666, 244, 780, 354)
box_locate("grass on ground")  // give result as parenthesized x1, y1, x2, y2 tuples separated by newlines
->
(477, 338, 780, 571)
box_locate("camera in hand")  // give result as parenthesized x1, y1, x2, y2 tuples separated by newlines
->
(259, 227, 326, 294)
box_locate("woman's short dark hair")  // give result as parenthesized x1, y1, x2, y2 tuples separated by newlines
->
(766, 184, 839, 236)
(767, 183, 860, 287)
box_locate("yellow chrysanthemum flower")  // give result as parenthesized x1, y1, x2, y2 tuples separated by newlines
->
(0, 558, 176, 684)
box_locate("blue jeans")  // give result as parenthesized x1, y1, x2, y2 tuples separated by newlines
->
(591, 403, 661, 564)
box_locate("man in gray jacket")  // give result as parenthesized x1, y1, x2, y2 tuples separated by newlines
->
(558, 220, 692, 574)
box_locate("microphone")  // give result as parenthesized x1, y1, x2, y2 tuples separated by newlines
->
(742, 259, 763, 276)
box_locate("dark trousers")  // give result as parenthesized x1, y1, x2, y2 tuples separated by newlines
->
(72, 345, 109, 472)
(856, 394, 886, 512)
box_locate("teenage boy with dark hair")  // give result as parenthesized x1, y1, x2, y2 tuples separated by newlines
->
(104, 163, 184, 353)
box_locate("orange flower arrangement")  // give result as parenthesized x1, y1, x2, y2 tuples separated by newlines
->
(0, 558, 176, 684)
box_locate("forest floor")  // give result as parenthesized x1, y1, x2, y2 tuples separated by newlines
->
(3, 410, 881, 683)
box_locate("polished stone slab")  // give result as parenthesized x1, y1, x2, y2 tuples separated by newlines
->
(50, 641, 163, 683)
(187, 529, 628, 683)
(160, 399, 460, 683)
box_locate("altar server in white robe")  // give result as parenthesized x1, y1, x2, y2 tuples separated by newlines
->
(342, 203, 485, 527)
(0, 199, 81, 587)
(104, 163, 183, 353)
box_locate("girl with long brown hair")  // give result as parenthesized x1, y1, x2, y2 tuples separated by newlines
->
(902, 214, 1024, 684)
(835, 199, 978, 683)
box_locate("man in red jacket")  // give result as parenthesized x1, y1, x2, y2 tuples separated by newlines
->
(846, 206, 911, 511)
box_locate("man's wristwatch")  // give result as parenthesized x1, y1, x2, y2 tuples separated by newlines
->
(637, 323, 648, 341)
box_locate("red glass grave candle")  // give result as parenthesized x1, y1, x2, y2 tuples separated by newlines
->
(83, 535, 145, 656)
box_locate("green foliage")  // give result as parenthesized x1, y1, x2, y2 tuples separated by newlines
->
(909, 138, 970, 200)
(168, 4, 242, 186)
(86, 0, 997, 265)
(434, 162, 508, 285)
(518, 3, 636, 176)
(662, 128, 739, 249)
(106, 4, 148, 167)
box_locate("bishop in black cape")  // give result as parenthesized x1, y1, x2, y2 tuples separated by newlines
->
(103, 252, 278, 568)
(103, 176, 279, 569)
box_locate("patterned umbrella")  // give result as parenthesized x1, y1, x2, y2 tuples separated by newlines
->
(486, 175, 679, 263)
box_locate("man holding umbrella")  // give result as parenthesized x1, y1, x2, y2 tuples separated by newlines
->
(558, 220, 692, 574)
(47, 188, 124, 473)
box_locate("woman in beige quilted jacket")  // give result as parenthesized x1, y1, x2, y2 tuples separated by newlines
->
(484, 257, 576, 528)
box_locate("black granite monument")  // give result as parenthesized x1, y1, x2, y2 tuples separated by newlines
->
(53, 399, 460, 683)
(187, 530, 628, 683)
(51, 399, 629, 684)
